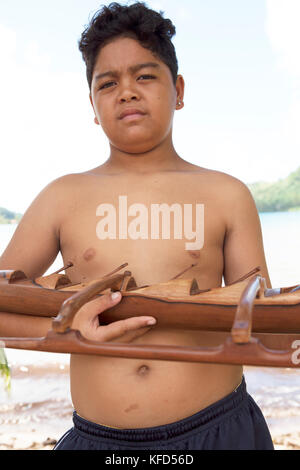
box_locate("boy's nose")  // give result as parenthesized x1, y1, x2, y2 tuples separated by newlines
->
(118, 83, 140, 103)
(120, 94, 139, 103)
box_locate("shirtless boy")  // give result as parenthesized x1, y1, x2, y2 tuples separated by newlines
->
(0, 3, 274, 450)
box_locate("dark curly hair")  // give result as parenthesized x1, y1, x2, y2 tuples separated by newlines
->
(78, 2, 178, 90)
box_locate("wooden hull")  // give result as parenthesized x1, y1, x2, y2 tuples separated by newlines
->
(0, 276, 300, 333)
(1, 269, 300, 367)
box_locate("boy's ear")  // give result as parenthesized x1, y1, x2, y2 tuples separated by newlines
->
(175, 75, 185, 110)
(89, 93, 100, 125)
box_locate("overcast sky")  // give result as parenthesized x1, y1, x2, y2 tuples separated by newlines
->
(0, 0, 299, 213)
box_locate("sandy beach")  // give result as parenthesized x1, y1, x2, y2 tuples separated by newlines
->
(1, 354, 300, 451)
(0, 353, 73, 451)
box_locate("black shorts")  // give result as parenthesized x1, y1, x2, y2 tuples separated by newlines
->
(54, 377, 274, 450)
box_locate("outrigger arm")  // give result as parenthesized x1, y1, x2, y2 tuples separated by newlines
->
(1, 267, 300, 368)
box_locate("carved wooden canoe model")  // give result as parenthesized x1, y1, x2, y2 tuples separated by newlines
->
(0, 264, 300, 368)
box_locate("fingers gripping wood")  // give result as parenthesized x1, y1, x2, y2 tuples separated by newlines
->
(52, 272, 131, 333)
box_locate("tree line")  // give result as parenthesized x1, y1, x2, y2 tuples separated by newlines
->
(0, 207, 22, 224)
(248, 166, 300, 212)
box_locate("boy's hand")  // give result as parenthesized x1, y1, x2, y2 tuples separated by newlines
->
(72, 291, 156, 343)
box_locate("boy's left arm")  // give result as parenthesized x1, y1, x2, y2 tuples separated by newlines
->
(222, 178, 271, 288)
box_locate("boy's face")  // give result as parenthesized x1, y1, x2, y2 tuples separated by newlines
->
(89, 37, 184, 154)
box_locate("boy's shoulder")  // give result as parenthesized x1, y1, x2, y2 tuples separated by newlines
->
(186, 165, 253, 201)
(47, 171, 91, 187)
(28, 173, 91, 219)
(42, 171, 95, 196)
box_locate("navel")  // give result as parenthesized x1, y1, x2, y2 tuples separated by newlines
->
(137, 365, 150, 376)
(83, 247, 96, 262)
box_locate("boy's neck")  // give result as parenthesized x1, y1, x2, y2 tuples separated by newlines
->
(101, 137, 185, 174)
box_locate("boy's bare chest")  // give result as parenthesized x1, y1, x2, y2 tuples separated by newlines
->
(59, 175, 226, 288)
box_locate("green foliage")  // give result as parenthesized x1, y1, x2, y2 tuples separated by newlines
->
(0, 207, 22, 224)
(0, 349, 11, 392)
(248, 166, 300, 212)
(0, 207, 15, 220)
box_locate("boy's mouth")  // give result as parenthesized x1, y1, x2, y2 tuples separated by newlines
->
(119, 108, 146, 120)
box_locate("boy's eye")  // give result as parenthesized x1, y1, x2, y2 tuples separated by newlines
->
(99, 81, 116, 90)
(98, 75, 155, 91)
(137, 74, 156, 80)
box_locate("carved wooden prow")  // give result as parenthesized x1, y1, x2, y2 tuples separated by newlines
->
(231, 275, 266, 343)
(0, 270, 28, 283)
(32, 262, 74, 289)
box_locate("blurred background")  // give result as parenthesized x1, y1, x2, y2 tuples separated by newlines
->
(0, 0, 299, 213)
(0, 0, 300, 450)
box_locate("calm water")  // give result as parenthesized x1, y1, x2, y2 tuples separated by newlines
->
(259, 211, 300, 287)
(0, 212, 300, 440)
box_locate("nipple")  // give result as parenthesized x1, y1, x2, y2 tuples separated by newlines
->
(83, 247, 96, 262)
(188, 250, 201, 259)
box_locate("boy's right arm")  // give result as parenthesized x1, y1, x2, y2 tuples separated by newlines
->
(0, 177, 66, 337)
(0, 178, 63, 279)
